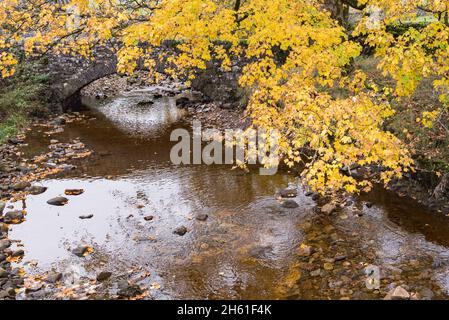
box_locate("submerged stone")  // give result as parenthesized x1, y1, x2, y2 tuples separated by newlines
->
(174, 226, 188, 236)
(281, 200, 299, 208)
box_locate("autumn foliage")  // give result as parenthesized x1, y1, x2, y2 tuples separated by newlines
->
(1, 0, 448, 194)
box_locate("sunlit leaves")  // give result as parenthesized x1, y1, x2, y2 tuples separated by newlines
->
(0, 0, 431, 194)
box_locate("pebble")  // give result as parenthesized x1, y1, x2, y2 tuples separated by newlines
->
(334, 255, 347, 262)
(310, 269, 321, 277)
(195, 213, 208, 221)
(298, 244, 313, 257)
(173, 226, 188, 236)
(144, 215, 154, 221)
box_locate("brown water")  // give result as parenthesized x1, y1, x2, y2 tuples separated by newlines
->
(6, 88, 449, 299)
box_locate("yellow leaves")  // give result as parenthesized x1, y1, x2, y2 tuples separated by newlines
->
(420, 110, 440, 129)
(0, 0, 421, 194)
(0, 52, 18, 78)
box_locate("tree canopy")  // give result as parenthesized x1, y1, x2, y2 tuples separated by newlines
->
(1, 0, 448, 194)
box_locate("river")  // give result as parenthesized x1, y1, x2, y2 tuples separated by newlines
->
(6, 88, 449, 300)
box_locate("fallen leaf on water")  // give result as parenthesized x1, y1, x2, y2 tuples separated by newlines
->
(83, 246, 94, 257)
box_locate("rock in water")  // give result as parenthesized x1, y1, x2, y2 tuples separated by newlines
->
(0, 239, 11, 251)
(0, 267, 8, 278)
(11, 250, 24, 258)
(174, 226, 188, 236)
(365, 202, 374, 208)
(12, 181, 31, 191)
(79, 214, 94, 220)
(72, 245, 92, 257)
(195, 213, 208, 221)
(96, 271, 112, 282)
(175, 97, 191, 108)
(64, 189, 84, 196)
(0, 201, 5, 215)
(279, 188, 298, 198)
(47, 197, 69, 206)
(3, 210, 24, 224)
(384, 286, 410, 300)
(321, 203, 337, 215)
(118, 283, 143, 298)
(29, 185, 48, 195)
(281, 200, 299, 208)
(298, 244, 313, 257)
(46, 272, 63, 284)
(144, 215, 154, 221)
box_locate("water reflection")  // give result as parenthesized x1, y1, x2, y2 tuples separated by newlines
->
(7, 89, 449, 299)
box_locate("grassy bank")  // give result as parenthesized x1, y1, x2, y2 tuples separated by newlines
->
(356, 56, 449, 174)
(0, 62, 50, 143)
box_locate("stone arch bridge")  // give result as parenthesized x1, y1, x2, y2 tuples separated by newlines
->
(44, 47, 243, 112)
(46, 49, 118, 111)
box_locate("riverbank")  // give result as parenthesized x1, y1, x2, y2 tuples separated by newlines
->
(0, 113, 94, 299)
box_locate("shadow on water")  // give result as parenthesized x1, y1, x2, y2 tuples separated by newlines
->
(7, 88, 449, 299)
